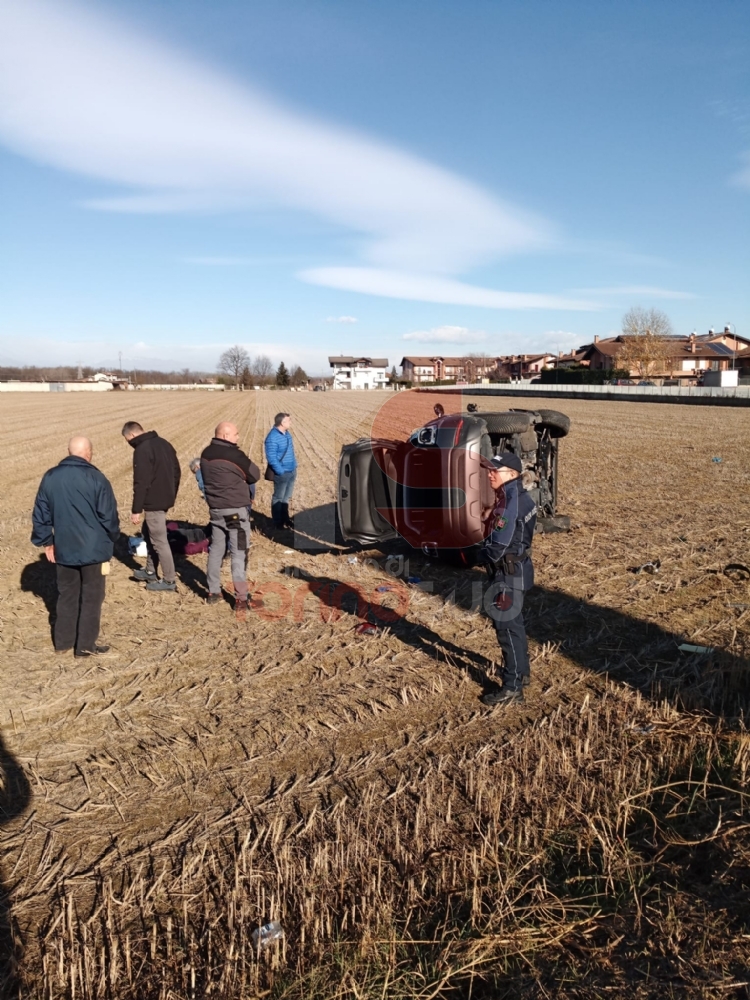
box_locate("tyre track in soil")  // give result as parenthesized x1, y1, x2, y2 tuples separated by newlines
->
(1, 392, 749, 941)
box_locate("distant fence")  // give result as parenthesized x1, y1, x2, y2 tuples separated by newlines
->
(135, 383, 225, 391)
(425, 382, 750, 407)
(0, 382, 226, 393)
(0, 381, 114, 393)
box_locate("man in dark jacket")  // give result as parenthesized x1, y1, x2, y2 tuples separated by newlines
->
(476, 453, 537, 707)
(122, 421, 181, 592)
(31, 436, 119, 656)
(200, 421, 260, 611)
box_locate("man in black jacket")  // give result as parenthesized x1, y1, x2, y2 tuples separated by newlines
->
(31, 436, 119, 656)
(122, 421, 181, 592)
(200, 422, 260, 611)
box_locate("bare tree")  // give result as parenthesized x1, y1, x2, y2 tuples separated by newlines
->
(252, 354, 274, 386)
(618, 307, 674, 378)
(218, 345, 250, 388)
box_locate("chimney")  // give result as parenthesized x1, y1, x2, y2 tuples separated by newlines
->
(594, 334, 599, 344)
(558, 350, 563, 358)
(708, 327, 715, 336)
(724, 325, 731, 335)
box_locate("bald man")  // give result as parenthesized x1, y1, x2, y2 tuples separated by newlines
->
(200, 422, 260, 611)
(32, 436, 119, 656)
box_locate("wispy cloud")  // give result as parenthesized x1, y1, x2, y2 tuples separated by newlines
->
(302, 268, 598, 311)
(572, 285, 695, 300)
(403, 326, 486, 345)
(326, 315, 358, 324)
(0, 0, 556, 300)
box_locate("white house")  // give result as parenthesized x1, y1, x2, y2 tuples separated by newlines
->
(328, 356, 389, 390)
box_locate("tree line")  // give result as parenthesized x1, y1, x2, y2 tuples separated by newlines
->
(0, 365, 215, 384)
(217, 346, 308, 388)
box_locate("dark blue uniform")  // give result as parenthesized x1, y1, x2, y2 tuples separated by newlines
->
(478, 478, 537, 691)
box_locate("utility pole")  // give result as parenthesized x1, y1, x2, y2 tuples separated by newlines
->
(118, 351, 123, 372)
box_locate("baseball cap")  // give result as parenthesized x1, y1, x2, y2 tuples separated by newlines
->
(488, 452, 523, 473)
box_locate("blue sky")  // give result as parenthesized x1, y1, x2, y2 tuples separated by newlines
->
(0, 0, 748, 374)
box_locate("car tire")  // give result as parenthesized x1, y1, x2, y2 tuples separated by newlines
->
(536, 409, 570, 438)
(477, 411, 534, 436)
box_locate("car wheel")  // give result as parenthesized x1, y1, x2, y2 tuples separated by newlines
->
(477, 411, 534, 436)
(536, 409, 570, 438)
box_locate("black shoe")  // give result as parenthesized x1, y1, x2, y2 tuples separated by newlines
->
(234, 597, 249, 612)
(206, 592, 222, 605)
(481, 686, 524, 707)
(284, 518, 295, 529)
(145, 579, 177, 592)
(132, 568, 157, 582)
(75, 645, 111, 658)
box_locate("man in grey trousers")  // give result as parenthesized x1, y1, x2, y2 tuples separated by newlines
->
(200, 422, 260, 612)
(122, 421, 181, 592)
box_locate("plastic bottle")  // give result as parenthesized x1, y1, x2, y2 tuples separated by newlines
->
(251, 921, 284, 950)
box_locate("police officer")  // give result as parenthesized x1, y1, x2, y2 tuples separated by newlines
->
(477, 453, 537, 706)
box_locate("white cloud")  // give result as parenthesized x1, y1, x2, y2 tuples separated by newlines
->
(326, 315, 358, 324)
(403, 325, 486, 344)
(0, 0, 552, 282)
(302, 268, 599, 311)
(573, 285, 695, 300)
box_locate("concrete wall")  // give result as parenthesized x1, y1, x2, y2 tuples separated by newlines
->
(135, 383, 225, 391)
(0, 381, 113, 392)
(426, 381, 750, 407)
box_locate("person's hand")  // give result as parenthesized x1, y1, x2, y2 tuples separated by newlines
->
(131, 513, 141, 525)
(44, 545, 56, 563)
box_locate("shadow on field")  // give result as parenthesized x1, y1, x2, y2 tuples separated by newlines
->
(0, 732, 31, 998)
(295, 566, 750, 721)
(19, 555, 56, 642)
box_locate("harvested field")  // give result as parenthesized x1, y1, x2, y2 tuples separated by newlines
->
(1, 389, 750, 998)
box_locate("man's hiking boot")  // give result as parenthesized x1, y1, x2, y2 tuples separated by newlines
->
(206, 592, 222, 605)
(234, 597, 250, 613)
(481, 686, 524, 707)
(133, 568, 156, 582)
(75, 645, 111, 658)
(145, 579, 177, 592)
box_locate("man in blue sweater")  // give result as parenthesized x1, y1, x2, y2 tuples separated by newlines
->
(264, 412, 297, 529)
(31, 436, 120, 656)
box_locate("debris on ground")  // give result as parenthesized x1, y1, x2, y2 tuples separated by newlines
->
(678, 643, 713, 654)
(724, 563, 750, 582)
(251, 921, 284, 950)
(629, 559, 661, 575)
(356, 623, 380, 636)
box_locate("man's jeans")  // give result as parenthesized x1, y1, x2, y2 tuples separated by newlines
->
(142, 510, 176, 583)
(55, 563, 106, 652)
(271, 470, 297, 527)
(207, 507, 251, 600)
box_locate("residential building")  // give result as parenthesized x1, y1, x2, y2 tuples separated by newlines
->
(583, 328, 750, 378)
(329, 356, 389, 390)
(498, 353, 557, 379)
(400, 356, 498, 383)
